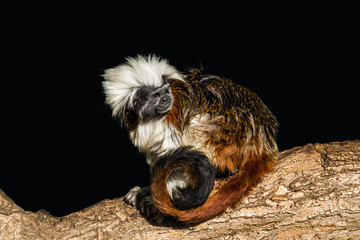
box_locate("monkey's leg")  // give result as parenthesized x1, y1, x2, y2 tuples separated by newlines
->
(124, 147, 215, 224)
(152, 147, 215, 211)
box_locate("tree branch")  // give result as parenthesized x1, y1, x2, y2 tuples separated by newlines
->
(1, 141, 359, 239)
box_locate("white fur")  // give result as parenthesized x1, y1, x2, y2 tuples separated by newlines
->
(182, 114, 215, 152)
(166, 169, 189, 199)
(102, 55, 184, 118)
(129, 119, 181, 168)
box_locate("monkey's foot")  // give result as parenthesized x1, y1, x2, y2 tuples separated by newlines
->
(137, 194, 167, 224)
(124, 186, 141, 207)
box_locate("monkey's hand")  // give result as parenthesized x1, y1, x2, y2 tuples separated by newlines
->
(124, 186, 141, 207)
(124, 186, 167, 223)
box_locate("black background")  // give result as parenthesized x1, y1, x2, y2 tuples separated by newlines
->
(1, 4, 358, 217)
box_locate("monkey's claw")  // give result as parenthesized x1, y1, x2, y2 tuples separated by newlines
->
(124, 186, 141, 206)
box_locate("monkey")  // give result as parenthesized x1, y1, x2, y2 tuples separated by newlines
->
(102, 55, 279, 225)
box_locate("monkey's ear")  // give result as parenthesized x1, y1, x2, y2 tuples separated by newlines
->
(162, 75, 177, 85)
(161, 75, 169, 85)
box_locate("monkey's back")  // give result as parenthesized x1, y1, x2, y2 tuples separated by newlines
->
(173, 69, 279, 173)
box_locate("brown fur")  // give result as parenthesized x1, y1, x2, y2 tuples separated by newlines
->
(151, 70, 278, 224)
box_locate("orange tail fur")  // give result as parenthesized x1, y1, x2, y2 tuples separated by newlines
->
(151, 152, 275, 224)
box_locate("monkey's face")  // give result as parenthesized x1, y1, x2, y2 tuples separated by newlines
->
(132, 83, 173, 121)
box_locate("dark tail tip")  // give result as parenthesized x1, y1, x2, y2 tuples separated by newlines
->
(154, 147, 215, 210)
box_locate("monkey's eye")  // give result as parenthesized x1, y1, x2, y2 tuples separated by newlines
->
(133, 100, 138, 107)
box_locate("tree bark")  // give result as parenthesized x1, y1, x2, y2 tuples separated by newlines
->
(1, 140, 359, 239)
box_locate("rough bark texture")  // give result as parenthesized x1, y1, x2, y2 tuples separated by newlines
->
(1, 141, 359, 239)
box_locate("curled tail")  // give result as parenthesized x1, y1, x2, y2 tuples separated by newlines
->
(152, 147, 215, 211)
(151, 149, 275, 224)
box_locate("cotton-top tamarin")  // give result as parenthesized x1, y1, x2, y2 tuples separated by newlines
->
(102, 55, 278, 224)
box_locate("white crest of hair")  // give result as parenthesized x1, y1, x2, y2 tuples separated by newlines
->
(102, 54, 184, 118)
